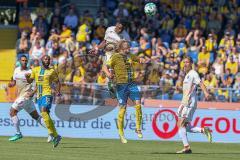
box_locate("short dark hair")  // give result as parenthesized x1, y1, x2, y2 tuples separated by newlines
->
(116, 19, 127, 26)
(20, 55, 28, 60)
(185, 56, 193, 64)
(41, 55, 50, 61)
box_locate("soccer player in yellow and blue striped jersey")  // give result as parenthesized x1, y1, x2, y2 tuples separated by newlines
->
(26, 55, 62, 148)
(104, 40, 144, 144)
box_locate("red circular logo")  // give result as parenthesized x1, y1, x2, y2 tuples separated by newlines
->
(152, 109, 178, 139)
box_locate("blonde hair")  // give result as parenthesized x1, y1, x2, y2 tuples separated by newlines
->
(117, 40, 130, 52)
(105, 42, 116, 52)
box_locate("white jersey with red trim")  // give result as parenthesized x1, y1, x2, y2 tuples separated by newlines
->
(181, 69, 201, 106)
(13, 67, 32, 97)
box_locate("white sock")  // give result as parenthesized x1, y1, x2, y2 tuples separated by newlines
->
(178, 127, 189, 147)
(186, 124, 202, 133)
(11, 115, 21, 134)
(36, 116, 46, 128)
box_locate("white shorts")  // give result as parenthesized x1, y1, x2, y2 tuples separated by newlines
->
(177, 98, 197, 122)
(12, 96, 36, 114)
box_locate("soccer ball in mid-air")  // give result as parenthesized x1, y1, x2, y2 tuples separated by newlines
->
(144, 3, 157, 16)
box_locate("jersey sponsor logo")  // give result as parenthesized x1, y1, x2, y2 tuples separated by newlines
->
(38, 75, 44, 81)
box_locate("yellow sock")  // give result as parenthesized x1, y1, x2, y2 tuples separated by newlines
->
(135, 104, 142, 130)
(118, 106, 126, 136)
(41, 111, 58, 137)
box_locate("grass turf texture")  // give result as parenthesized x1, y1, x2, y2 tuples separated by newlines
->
(0, 137, 239, 160)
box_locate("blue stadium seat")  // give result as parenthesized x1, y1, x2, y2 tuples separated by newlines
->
(172, 93, 183, 100)
(232, 96, 238, 102)
(217, 95, 227, 102)
(156, 94, 169, 100)
(187, 50, 198, 63)
(179, 43, 185, 49)
(162, 93, 170, 100)
(163, 42, 169, 49)
(210, 51, 215, 64)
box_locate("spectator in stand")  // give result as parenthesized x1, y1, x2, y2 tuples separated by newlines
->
(205, 33, 217, 53)
(174, 76, 183, 94)
(18, 9, 32, 33)
(34, 15, 48, 38)
(97, 70, 108, 85)
(219, 32, 235, 51)
(207, 13, 222, 34)
(212, 57, 224, 78)
(80, 10, 94, 26)
(94, 23, 106, 40)
(225, 55, 238, 74)
(233, 73, 240, 101)
(198, 46, 210, 67)
(35, 2, 48, 18)
(31, 31, 45, 47)
(174, 23, 187, 42)
(50, 8, 63, 32)
(19, 1, 30, 18)
(113, 2, 129, 18)
(221, 68, 234, 87)
(185, 29, 204, 63)
(30, 26, 37, 43)
(76, 19, 90, 43)
(14, 0, 240, 102)
(146, 68, 159, 85)
(138, 36, 151, 63)
(95, 12, 108, 27)
(66, 33, 78, 55)
(16, 31, 31, 60)
(59, 24, 72, 45)
(64, 8, 78, 32)
(29, 40, 46, 67)
(151, 38, 167, 63)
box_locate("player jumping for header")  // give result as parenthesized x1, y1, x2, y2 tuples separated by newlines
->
(104, 40, 145, 144)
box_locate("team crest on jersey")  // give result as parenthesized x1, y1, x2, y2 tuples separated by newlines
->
(38, 75, 44, 81)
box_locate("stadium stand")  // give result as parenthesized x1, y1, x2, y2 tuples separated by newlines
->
(1, 0, 240, 103)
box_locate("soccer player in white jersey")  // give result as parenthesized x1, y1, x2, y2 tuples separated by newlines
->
(177, 57, 212, 154)
(8, 55, 45, 141)
(91, 20, 130, 54)
(90, 20, 130, 97)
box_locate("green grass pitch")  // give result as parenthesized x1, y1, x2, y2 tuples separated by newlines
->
(0, 137, 239, 160)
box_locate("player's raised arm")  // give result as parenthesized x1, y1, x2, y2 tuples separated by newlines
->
(89, 40, 106, 55)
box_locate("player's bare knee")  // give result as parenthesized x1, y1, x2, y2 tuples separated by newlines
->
(41, 107, 48, 113)
(135, 100, 141, 106)
(177, 118, 187, 128)
(30, 110, 39, 120)
(10, 108, 18, 117)
(119, 105, 126, 109)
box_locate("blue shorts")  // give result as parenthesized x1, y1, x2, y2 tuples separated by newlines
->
(116, 82, 141, 106)
(37, 95, 53, 111)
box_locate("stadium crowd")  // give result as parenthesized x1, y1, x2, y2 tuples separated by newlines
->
(15, 0, 240, 103)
